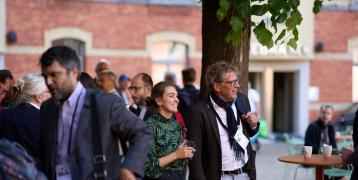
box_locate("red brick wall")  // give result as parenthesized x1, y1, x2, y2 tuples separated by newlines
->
(315, 10, 358, 52)
(5, 1, 202, 82)
(4, 54, 42, 77)
(311, 9, 357, 122)
(6, 1, 202, 49)
(310, 60, 352, 103)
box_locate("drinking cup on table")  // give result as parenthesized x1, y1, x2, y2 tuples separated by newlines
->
(323, 145, 332, 158)
(303, 146, 312, 158)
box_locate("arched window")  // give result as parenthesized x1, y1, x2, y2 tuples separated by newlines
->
(150, 41, 188, 86)
(52, 39, 85, 71)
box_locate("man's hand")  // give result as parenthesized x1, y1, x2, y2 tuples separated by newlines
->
(118, 168, 136, 180)
(245, 112, 258, 129)
(341, 147, 353, 162)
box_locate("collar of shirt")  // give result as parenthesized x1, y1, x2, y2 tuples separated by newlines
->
(27, 102, 40, 110)
(210, 95, 237, 117)
(65, 82, 84, 108)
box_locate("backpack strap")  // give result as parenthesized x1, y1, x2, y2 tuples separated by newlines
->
(90, 93, 107, 179)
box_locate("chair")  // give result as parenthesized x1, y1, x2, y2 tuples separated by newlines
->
(282, 133, 312, 180)
(324, 164, 352, 180)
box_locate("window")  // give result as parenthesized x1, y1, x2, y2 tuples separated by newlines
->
(323, 0, 358, 10)
(150, 41, 188, 86)
(52, 39, 85, 71)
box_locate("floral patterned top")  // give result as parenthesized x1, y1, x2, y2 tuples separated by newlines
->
(144, 113, 187, 178)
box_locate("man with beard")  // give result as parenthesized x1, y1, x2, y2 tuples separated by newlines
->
(128, 73, 153, 121)
(0, 70, 20, 109)
(37, 46, 153, 180)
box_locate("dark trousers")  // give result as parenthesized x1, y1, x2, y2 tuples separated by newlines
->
(144, 169, 185, 180)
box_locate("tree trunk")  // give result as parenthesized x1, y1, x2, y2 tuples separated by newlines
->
(200, 0, 251, 98)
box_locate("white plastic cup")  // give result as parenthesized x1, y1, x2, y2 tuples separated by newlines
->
(323, 145, 333, 158)
(303, 146, 312, 158)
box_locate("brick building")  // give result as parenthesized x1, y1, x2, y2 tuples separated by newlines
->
(0, 0, 356, 136)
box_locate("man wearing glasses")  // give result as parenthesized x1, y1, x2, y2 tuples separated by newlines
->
(187, 61, 259, 180)
(128, 73, 154, 121)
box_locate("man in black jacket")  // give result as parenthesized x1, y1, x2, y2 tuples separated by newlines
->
(304, 104, 337, 154)
(187, 61, 259, 180)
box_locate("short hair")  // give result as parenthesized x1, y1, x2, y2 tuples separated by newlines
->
(164, 72, 177, 84)
(0, 69, 13, 83)
(140, 73, 153, 87)
(39, 46, 81, 73)
(95, 59, 110, 72)
(17, 73, 48, 103)
(98, 70, 117, 82)
(205, 61, 238, 90)
(320, 104, 334, 113)
(182, 67, 196, 83)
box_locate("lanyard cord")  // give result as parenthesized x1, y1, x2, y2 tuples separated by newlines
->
(67, 89, 84, 155)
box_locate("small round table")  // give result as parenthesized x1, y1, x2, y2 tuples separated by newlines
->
(278, 155, 345, 180)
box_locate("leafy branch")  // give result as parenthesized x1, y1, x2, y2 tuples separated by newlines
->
(216, 0, 323, 49)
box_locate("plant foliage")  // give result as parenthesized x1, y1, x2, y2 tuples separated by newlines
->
(216, 0, 323, 49)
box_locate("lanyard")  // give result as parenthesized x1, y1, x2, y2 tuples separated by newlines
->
(67, 89, 83, 155)
(208, 101, 239, 136)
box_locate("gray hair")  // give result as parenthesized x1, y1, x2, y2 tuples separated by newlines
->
(205, 61, 239, 90)
(17, 73, 48, 103)
(98, 70, 117, 82)
(320, 103, 334, 113)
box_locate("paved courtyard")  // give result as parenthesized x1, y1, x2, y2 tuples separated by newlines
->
(256, 139, 315, 180)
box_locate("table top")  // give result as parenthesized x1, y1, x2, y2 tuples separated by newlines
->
(278, 155, 345, 167)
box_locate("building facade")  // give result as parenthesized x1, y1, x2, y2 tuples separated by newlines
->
(1, 0, 356, 136)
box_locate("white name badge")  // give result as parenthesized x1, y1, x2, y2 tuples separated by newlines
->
(56, 163, 72, 180)
(234, 129, 249, 149)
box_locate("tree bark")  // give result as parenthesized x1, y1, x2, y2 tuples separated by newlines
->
(200, 0, 251, 98)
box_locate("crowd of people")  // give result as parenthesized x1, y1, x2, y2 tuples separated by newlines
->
(0, 45, 357, 180)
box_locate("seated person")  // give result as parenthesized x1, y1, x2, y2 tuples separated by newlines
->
(304, 104, 337, 154)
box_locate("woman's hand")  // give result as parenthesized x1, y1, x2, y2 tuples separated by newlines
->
(174, 141, 195, 159)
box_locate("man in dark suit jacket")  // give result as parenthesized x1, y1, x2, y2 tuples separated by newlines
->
(342, 108, 358, 180)
(187, 62, 259, 180)
(128, 73, 154, 121)
(37, 46, 153, 180)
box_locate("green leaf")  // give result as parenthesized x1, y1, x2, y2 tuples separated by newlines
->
(268, 0, 285, 12)
(231, 30, 243, 45)
(285, 10, 302, 30)
(251, 4, 268, 16)
(268, 6, 278, 16)
(275, 29, 286, 44)
(287, 38, 297, 49)
(313, 0, 323, 14)
(270, 16, 278, 33)
(253, 21, 274, 48)
(288, 0, 300, 9)
(220, 0, 231, 13)
(216, 9, 226, 21)
(230, 16, 244, 31)
(293, 27, 299, 40)
(276, 12, 288, 23)
(238, 0, 249, 18)
(225, 32, 232, 43)
(216, 0, 231, 21)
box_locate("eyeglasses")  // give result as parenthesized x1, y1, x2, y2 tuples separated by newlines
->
(219, 78, 240, 86)
(128, 86, 147, 92)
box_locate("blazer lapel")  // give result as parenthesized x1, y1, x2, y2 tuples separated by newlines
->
(204, 100, 221, 148)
